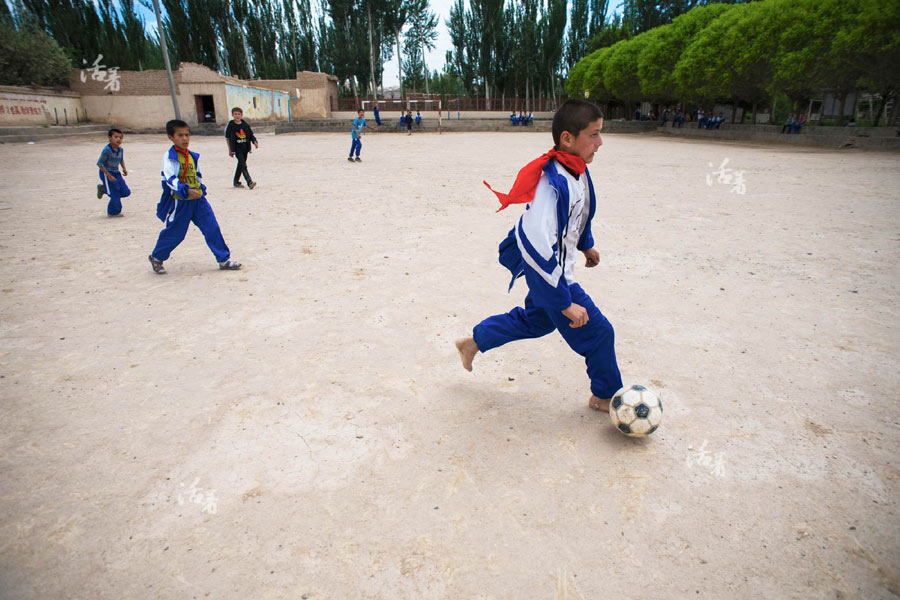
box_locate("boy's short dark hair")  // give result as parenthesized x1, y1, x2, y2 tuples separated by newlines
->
(108, 128, 123, 137)
(165, 119, 189, 136)
(552, 100, 604, 148)
(231, 107, 243, 114)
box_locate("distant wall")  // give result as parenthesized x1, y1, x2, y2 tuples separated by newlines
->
(0, 85, 84, 126)
(69, 67, 170, 97)
(223, 84, 289, 122)
(291, 88, 330, 118)
(248, 71, 337, 118)
(64, 63, 329, 127)
(179, 83, 229, 125)
(80, 95, 175, 130)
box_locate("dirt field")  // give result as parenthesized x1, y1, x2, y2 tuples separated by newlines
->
(0, 130, 898, 599)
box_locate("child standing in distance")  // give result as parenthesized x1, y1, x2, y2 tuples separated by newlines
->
(148, 119, 242, 275)
(349, 109, 372, 162)
(405, 111, 413, 135)
(455, 99, 623, 413)
(224, 107, 258, 189)
(96, 128, 131, 217)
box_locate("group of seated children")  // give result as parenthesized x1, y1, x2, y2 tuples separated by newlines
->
(659, 107, 686, 128)
(781, 113, 807, 134)
(697, 108, 726, 130)
(509, 111, 534, 126)
(397, 110, 423, 133)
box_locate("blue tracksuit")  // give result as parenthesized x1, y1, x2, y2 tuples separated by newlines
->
(350, 117, 367, 157)
(473, 160, 623, 399)
(97, 143, 131, 215)
(151, 146, 230, 263)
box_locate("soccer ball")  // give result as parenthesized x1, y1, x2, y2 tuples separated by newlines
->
(609, 385, 663, 437)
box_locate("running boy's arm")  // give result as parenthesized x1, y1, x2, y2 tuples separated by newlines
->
(577, 173, 598, 268)
(195, 161, 206, 197)
(224, 122, 234, 155)
(98, 164, 116, 182)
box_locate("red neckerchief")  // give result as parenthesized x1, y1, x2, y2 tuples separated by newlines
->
(484, 148, 586, 211)
(173, 146, 191, 183)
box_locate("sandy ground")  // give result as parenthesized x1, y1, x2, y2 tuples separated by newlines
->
(0, 129, 898, 599)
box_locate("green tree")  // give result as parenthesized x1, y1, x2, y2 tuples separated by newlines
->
(637, 3, 735, 105)
(540, 0, 567, 107)
(18, 0, 103, 67)
(469, 0, 504, 102)
(588, 0, 609, 38)
(324, 0, 371, 98)
(294, 0, 320, 72)
(603, 36, 649, 118)
(517, 0, 541, 108)
(769, 0, 825, 111)
(403, 0, 438, 94)
(838, 0, 900, 125)
(674, 2, 774, 116)
(580, 46, 614, 107)
(564, 49, 591, 98)
(0, 23, 71, 85)
(813, 0, 862, 125)
(586, 14, 628, 53)
(431, 67, 466, 96)
(566, 0, 589, 70)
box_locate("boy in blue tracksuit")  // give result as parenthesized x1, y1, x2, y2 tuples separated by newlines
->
(148, 119, 241, 275)
(349, 109, 372, 162)
(96, 128, 131, 216)
(456, 99, 623, 413)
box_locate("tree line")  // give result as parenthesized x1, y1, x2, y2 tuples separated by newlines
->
(566, 0, 900, 126)
(1, 0, 744, 103)
(0, 0, 162, 86)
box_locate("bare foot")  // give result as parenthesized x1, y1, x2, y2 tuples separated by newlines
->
(588, 395, 610, 412)
(455, 337, 478, 372)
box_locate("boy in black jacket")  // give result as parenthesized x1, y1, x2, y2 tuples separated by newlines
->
(224, 107, 259, 189)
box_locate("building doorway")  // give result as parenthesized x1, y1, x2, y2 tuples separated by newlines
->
(195, 95, 216, 123)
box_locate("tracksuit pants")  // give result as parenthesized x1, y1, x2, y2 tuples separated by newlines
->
(151, 197, 230, 263)
(473, 283, 623, 399)
(233, 149, 252, 185)
(349, 138, 362, 157)
(99, 169, 131, 215)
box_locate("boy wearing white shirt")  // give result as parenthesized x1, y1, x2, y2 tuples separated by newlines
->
(456, 100, 622, 412)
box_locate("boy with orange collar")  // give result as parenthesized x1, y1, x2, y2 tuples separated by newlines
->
(148, 119, 241, 274)
(456, 99, 622, 412)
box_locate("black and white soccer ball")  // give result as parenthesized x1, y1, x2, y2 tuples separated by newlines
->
(609, 385, 663, 437)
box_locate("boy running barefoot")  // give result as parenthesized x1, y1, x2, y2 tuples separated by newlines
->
(456, 99, 622, 413)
